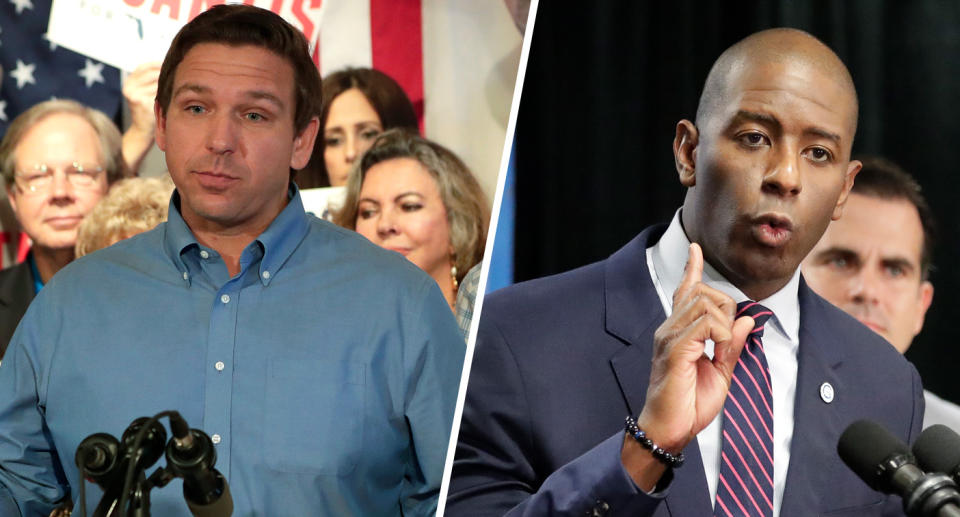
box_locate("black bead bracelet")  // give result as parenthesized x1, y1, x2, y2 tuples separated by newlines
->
(624, 416, 685, 468)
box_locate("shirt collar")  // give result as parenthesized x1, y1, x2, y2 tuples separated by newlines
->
(162, 183, 311, 286)
(27, 251, 43, 295)
(651, 210, 800, 342)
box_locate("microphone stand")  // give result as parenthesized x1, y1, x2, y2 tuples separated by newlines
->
(93, 462, 174, 517)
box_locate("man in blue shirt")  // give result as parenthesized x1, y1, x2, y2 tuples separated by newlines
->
(0, 5, 465, 516)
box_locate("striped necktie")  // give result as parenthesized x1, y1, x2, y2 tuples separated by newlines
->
(715, 301, 774, 517)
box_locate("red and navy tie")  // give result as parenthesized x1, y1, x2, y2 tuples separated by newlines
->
(715, 301, 775, 517)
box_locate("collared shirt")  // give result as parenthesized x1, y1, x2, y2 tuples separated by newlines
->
(0, 186, 465, 516)
(454, 263, 482, 339)
(646, 211, 800, 516)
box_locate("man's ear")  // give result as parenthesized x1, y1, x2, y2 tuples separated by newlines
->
(674, 119, 699, 187)
(832, 158, 862, 221)
(154, 101, 168, 152)
(290, 116, 320, 170)
(5, 185, 18, 216)
(913, 280, 934, 337)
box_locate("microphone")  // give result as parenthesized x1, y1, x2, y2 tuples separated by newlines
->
(165, 412, 233, 517)
(75, 433, 122, 488)
(838, 419, 960, 516)
(914, 425, 960, 486)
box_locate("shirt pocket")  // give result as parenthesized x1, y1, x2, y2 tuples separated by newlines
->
(263, 359, 365, 476)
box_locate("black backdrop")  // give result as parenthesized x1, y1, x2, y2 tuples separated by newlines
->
(513, 2, 960, 403)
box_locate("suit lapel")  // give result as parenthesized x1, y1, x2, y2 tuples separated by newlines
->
(604, 226, 713, 516)
(0, 261, 34, 310)
(779, 281, 848, 515)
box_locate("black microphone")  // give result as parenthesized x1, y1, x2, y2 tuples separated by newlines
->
(914, 425, 960, 486)
(838, 419, 960, 516)
(76, 433, 122, 488)
(165, 412, 233, 517)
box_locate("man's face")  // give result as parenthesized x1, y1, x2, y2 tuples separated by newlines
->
(155, 43, 317, 234)
(6, 113, 109, 251)
(677, 58, 860, 296)
(802, 193, 933, 352)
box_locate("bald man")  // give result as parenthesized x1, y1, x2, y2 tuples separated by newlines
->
(448, 29, 921, 516)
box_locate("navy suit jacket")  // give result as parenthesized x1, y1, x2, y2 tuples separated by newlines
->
(448, 226, 924, 516)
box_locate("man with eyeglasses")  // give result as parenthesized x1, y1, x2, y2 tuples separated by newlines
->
(0, 99, 124, 356)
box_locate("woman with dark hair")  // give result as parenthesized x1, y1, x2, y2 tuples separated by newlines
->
(296, 68, 419, 189)
(334, 129, 489, 313)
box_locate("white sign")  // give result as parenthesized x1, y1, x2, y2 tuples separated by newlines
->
(48, 0, 324, 72)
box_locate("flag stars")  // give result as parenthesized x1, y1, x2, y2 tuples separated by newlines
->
(9, 0, 33, 15)
(78, 59, 105, 88)
(10, 59, 36, 89)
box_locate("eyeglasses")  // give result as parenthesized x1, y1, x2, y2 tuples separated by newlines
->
(14, 162, 105, 195)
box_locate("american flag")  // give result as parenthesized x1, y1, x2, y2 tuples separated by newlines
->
(0, 0, 122, 136)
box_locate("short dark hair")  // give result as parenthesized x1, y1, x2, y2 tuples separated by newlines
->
(851, 155, 936, 279)
(296, 68, 419, 189)
(156, 4, 321, 135)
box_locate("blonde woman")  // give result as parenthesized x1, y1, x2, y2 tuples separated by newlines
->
(335, 129, 489, 311)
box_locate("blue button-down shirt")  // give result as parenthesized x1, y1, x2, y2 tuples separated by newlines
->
(0, 186, 466, 516)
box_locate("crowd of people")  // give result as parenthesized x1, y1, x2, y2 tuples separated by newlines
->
(0, 47, 489, 355)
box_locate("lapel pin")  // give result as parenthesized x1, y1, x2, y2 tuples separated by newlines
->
(820, 382, 835, 404)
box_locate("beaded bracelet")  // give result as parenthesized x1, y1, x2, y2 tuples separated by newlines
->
(624, 416, 685, 468)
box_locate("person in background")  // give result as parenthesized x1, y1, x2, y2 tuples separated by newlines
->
(802, 156, 959, 430)
(297, 68, 419, 189)
(0, 63, 159, 275)
(74, 175, 174, 257)
(335, 129, 489, 313)
(0, 99, 124, 355)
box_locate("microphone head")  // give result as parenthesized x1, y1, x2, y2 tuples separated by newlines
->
(121, 417, 168, 470)
(76, 433, 121, 479)
(838, 419, 911, 491)
(913, 424, 960, 475)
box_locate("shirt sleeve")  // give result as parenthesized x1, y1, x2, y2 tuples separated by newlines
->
(0, 295, 69, 517)
(400, 277, 467, 516)
(446, 312, 667, 517)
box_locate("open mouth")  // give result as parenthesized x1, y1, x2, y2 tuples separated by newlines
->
(751, 214, 794, 248)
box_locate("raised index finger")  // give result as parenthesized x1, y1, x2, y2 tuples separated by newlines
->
(673, 242, 704, 304)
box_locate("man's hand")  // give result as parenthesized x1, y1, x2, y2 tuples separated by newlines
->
(621, 243, 754, 490)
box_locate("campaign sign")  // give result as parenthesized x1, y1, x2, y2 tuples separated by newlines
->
(48, 0, 324, 72)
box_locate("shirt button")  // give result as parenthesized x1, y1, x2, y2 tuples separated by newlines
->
(262, 271, 270, 279)
(211, 434, 221, 444)
(215, 361, 225, 371)
(220, 294, 230, 304)
(200, 250, 210, 259)
(182, 272, 189, 281)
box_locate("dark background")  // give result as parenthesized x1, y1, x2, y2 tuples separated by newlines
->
(512, 2, 960, 402)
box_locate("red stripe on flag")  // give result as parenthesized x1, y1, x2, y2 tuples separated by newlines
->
(369, 0, 424, 132)
(17, 232, 30, 264)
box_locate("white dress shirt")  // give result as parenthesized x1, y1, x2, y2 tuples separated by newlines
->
(646, 211, 800, 516)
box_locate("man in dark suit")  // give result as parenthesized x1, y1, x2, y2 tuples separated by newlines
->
(447, 28, 923, 516)
(0, 100, 124, 355)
